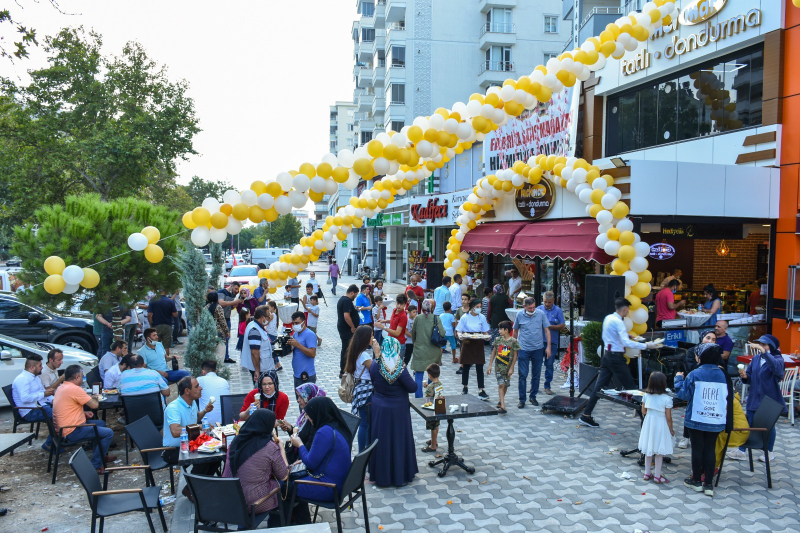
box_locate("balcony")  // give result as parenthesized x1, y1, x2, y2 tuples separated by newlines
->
(372, 63, 385, 87)
(372, 95, 385, 117)
(578, 7, 623, 46)
(386, 0, 405, 23)
(479, 0, 517, 13)
(375, 0, 386, 24)
(385, 64, 406, 86)
(385, 102, 405, 125)
(354, 63, 371, 88)
(478, 22, 516, 50)
(357, 90, 374, 112)
(357, 40, 373, 62)
(478, 60, 515, 88)
(372, 29, 385, 57)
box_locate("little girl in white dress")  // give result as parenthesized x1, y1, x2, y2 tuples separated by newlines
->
(638, 371, 675, 483)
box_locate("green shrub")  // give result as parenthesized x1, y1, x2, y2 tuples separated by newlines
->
(581, 321, 603, 367)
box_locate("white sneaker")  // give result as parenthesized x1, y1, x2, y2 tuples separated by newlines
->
(757, 451, 775, 463)
(677, 438, 689, 449)
(726, 449, 748, 461)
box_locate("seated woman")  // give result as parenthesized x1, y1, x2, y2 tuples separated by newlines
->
(240, 370, 289, 424)
(278, 383, 326, 463)
(223, 409, 288, 526)
(289, 396, 353, 503)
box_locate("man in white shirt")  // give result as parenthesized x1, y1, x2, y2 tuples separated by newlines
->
(98, 341, 128, 380)
(12, 355, 55, 450)
(450, 274, 463, 310)
(196, 360, 230, 426)
(103, 355, 130, 389)
(579, 298, 661, 428)
(507, 268, 523, 300)
(39, 349, 64, 391)
(307, 271, 320, 295)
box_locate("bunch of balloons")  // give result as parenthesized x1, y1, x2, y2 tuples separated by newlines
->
(688, 71, 742, 130)
(42, 256, 99, 295)
(127, 226, 164, 263)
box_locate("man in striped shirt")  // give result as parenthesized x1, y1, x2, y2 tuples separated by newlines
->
(119, 355, 170, 399)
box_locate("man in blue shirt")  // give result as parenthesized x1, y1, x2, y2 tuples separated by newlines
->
(538, 291, 566, 395)
(147, 290, 178, 356)
(287, 311, 318, 389)
(513, 297, 551, 408)
(119, 355, 170, 399)
(253, 278, 269, 305)
(433, 276, 452, 316)
(138, 328, 190, 384)
(355, 284, 372, 325)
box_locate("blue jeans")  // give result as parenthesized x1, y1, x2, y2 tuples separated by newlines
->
(517, 348, 544, 401)
(331, 277, 338, 295)
(165, 369, 191, 383)
(224, 318, 232, 359)
(24, 404, 53, 447)
(414, 370, 424, 398)
(544, 343, 557, 389)
(357, 403, 371, 452)
(66, 419, 113, 469)
(98, 327, 113, 358)
(173, 310, 182, 343)
(742, 410, 777, 453)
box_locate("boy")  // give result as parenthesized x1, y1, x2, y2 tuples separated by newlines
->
(404, 305, 417, 365)
(306, 295, 321, 345)
(422, 363, 443, 452)
(440, 302, 457, 364)
(487, 320, 519, 414)
(372, 297, 387, 346)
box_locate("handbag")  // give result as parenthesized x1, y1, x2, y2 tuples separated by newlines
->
(326, 277, 332, 285)
(338, 364, 365, 403)
(289, 429, 337, 480)
(430, 316, 448, 348)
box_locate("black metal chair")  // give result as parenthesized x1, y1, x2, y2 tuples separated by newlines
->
(39, 407, 106, 484)
(340, 410, 360, 449)
(220, 393, 248, 425)
(715, 396, 784, 489)
(2, 384, 41, 452)
(69, 447, 167, 533)
(85, 366, 102, 390)
(184, 472, 284, 532)
(289, 439, 378, 533)
(120, 392, 165, 464)
(124, 417, 177, 494)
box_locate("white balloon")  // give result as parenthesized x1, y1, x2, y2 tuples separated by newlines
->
(578, 188, 593, 204)
(354, 146, 369, 160)
(309, 176, 326, 193)
(415, 140, 434, 158)
(443, 118, 459, 134)
(240, 189, 258, 207)
(276, 172, 293, 192)
(202, 198, 220, 212)
(634, 242, 650, 257)
(631, 307, 649, 325)
(62, 265, 85, 285)
(598, 223, 612, 234)
(391, 132, 408, 147)
(512, 174, 525, 187)
(601, 193, 617, 209)
(446, 267, 456, 277)
(62, 283, 80, 295)
(456, 122, 473, 140)
(592, 178, 607, 191)
(337, 149, 355, 168)
(452, 259, 462, 269)
(292, 174, 311, 193)
(630, 257, 649, 273)
(455, 232, 465, 242)
(223, 190, 241, 205)
(623, 316, 633, 331)
(314, 240, 325, 250)
(257, 193, 274, 210)
(596, 210, 613, 226)
(607, 187, 622, 200)
(596, 234, 610, 249)
(566, 178, 578, 192)
(479, 103, 494, 119)
(466, 99, 482, 118)
(127, 233, 148, 251)
(616, 217, 634, 232)
(575, 183, 591, 196)
(413, 116, 429, 129)
(210, 227, 227, 243)
(289, 190, 307, 208)
(226, 218, 242, 235)
(373, 157, 390, 175)
(325, 178, 338, 194)
(428, 114, 445, 131)
(321, 153, 338, 166)
(623, 270, 639, 287)
(561, 167, 573, 181)
(274, 195, 292, 215)
(191, 227, 211, 247)
(604, 240, 621, 256)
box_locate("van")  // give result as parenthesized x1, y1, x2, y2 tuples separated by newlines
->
(250, 248, 292, 266)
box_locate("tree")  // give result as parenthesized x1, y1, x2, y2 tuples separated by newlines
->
(269, 215, 304, 247)
(185, 177, 232, 205)
(237, 226, 269, 251)
(12, 194, 183, 314)
(0, 27, 199, 225)
(209, 242, 224, 289)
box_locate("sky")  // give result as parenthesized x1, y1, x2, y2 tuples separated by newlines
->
(0, 0, 357, 213)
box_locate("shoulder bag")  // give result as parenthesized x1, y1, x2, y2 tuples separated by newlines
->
(430, 315, 448, 348)
(289, 429, 337, 480)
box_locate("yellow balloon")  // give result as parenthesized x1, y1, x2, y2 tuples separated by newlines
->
(309, 191, 325, 203)
(220, 203, 233, 216)
(612, 259, 629, 274)
(232, 203, 250, 221)
(472, 116, 488, 131)
(144, 244, 164, 263)
(632, 282, 651, 299)
(268, 287, 277, 294)
(299, 163, 316, 178)
(590, 189, 604, 204)
(266, 182, 283, 197)
(638, 270, 653, 283)
(367, 140, 384, 158)
(317, 162, 333, 178)
(352, 217, 363, 228)
(353, 158, 373, 177)
(589, 204, 603, 218)
(192, 207, 211, 226)
(44, 274, 66, 295)
(407, 126, 423, 143)
(332, 167, 349, 183)
(627, 294, 641, 309)
(182, 211, 198, 229)
(210, 212, 228, 229)
(251, 180, 268, 195)
(606, 228, 620, 241)
(80, 268, 99, 289)
(141, 226, 160, 244)
(264, 208, 279, 222)
(382, 144, 399, 160)
(249, 205, 265, 223)
(617, 245, 635, 262)
(611, 202, 630, 219)
(632, 322, 648, 335)
(619, 231, 635, 246)
(44, 256, 66, 276)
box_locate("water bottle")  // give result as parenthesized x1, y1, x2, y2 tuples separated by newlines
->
(82, 374, 89, 391)
(201, 417, 210, 435)
(249, 403, 257, 415)
(180, 428, 189, 453)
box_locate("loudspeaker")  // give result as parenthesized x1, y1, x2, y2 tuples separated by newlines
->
(584, 274, 625, 322)
(426, 262, 444, 290)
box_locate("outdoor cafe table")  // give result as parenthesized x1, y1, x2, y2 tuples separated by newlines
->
(177, 448, 226, 469)
(0, 432, 35, 458)
(409, 394, 498, 478)
(95, 393, 122, 422)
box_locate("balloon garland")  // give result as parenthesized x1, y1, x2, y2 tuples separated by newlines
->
(43, 255, 100, 295)
(127, 226, 165, 263)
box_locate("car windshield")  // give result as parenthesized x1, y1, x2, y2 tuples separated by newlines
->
(0, 333, 41, 351)
(229, 266, 257, 277)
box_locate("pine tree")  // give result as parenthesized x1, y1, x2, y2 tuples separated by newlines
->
(209, 242, 224, 289)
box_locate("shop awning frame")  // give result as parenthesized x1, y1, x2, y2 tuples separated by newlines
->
(509, 219, 613, 263)
(460, 221, 529, 256)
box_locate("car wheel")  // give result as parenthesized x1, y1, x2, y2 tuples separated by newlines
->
(57, 335, 93, 352)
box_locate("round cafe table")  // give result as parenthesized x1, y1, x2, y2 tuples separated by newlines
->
(505, 308, 520, 323)
(677, 312, 711, 343)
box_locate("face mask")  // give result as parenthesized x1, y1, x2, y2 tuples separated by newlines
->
(292, 324, 303, 333)
(672, 288, 677, 294)
(411, 282, 417, 286)
(525, 310, 534, 316)
(470, 308, 480, 315)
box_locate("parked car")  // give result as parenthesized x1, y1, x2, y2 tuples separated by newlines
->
(224, 253, 245, 271)
(0, 293, 98, 354)
(204, 253, 212, 264)
(224, 264, 259, 291)
(5, 257, 22, 267)
(250, 248, 291, 267)
(0, 333, 98, 406)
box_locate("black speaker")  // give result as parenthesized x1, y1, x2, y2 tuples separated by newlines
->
(584, 274, 625, 322)
(426, 262, 444, 290)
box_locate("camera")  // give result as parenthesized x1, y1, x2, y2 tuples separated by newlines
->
(273, 327, 294, 358)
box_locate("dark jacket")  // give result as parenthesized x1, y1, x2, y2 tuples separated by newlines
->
(742, 351, 787, 415)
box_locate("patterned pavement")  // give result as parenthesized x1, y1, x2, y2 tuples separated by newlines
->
(215, 267, 800, 533)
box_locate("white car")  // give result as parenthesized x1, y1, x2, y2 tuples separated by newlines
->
(224, 264, 260, 291)
(0, 333, 98, 406)
(224, 254, 245, 271)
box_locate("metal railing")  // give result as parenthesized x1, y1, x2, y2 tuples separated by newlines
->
(390, 60, 405, 67)
(579, 7, 623, 31)
(388, 22, 405, 31)
(479, 22, 516, 37)
(377, 58, 386, 67)
(479, 60, 514, 74)
(389, 99, 405, 105)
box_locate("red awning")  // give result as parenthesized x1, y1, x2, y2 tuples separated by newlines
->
(509, 219, 613, 262)
(460, 221, 529, 255)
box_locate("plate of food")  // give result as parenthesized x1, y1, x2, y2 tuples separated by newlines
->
(103, 389, 118, 395)
(197, 439, 223, 453)
(421, 402, 435, 410)
(460, 332, 490, 340)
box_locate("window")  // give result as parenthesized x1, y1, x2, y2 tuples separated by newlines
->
(484, 46, 512, 72)
(348, 124, 354, 131)
(390, 46, 405, 67)
(376, 50, 385, 68)
(330, 140, 337, 150)
(330, 125, 337, 134)
(544, 15, 558, 34)
(387, 83, 405, 104)
(360, 1, 374, 16)
(605, 45, 763, 156)
(361, 28, 375, 42)
(543, 52, 558, 64)
(0, 298, 28, 319)
(485, 8, 513, 33)
(330, 112, 337, 120)
(390, 121, 404, 132)
(360, 131, 373, 144)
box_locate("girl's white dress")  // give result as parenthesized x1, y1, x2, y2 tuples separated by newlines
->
(637, 393, 674, 456)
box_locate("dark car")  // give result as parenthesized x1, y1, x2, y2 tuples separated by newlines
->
(0, 293, 98, 354)
(5, 257, 21, 267)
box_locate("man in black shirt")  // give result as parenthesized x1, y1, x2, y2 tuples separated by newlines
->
(147, 290, 178, 357)
(337, 284, 360, 377)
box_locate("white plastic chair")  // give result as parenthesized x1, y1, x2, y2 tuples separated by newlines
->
(740, 344, 761, 403)
(780, 367, 798, 425)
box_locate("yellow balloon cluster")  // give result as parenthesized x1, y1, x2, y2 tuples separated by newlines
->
(127, 226, 164, 263)
(177, 0, 679, 333)
(42, 256, 99, 295)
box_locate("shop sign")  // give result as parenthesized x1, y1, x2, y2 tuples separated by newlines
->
(365, 212, 403, 227)
(660, 223, 741, 240)
(649, 243, 676, 260)
(515, 180, 555, 220)
(679, 0, 727, 26)
(410, 198, 448, 224)
(341, 240, 348, 248)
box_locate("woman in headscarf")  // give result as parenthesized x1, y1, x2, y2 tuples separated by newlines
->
(368, 336, 418, 487)
(487, 284, 512, 343)
(206, 292, 229, 358)
(223, 409, 288, 524)
(290, 396, 353, 504)
(237, 286, 258, 316)
(409, 299, 444, 398)
(278, 383, 326, 463)
(674, 343, 728, 497)
(239, 370, 289, 423)
(677, 329, 718, 449)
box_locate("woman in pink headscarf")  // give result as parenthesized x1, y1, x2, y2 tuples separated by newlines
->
(237, 286, 259, 315)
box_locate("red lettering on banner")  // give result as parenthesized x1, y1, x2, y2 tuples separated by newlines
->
(410, 198, 449, 223)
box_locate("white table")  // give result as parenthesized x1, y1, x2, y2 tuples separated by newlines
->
(677, 312, 711, 343)
(505, 308, 520, 322)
